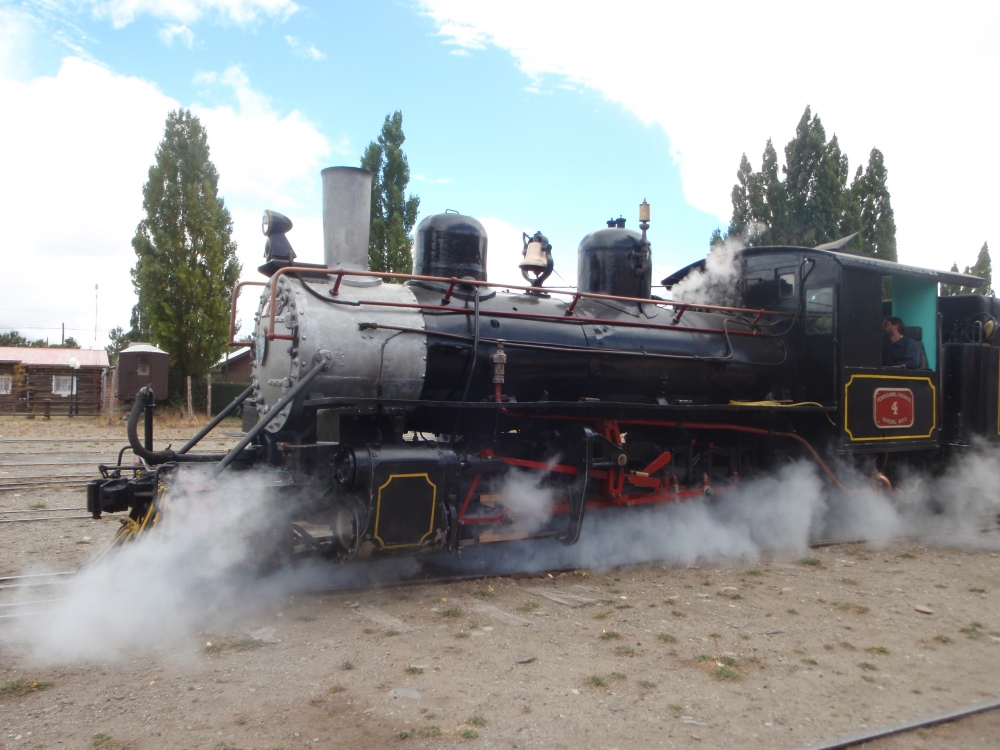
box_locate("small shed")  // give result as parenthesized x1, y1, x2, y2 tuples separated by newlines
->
(117, 343, 169, 401)
(0, 347, 110, 415)
(213, 347, 253, 383)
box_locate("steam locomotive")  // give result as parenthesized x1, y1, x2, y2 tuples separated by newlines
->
(88, 166, 995, 560)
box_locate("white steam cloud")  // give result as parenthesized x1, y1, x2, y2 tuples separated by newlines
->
(4, 447, 999, 664)
(668, 228, 760, 306)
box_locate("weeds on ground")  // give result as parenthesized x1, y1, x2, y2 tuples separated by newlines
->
(459, 728, 479, 740)
(799, 558, 821, 567)
(866, 646, 889, 655)
(385, 629, 400, 637)
(418, 726, 442, 738)
(405, 666, 424, 674)
(466, 714, 487, 727)
(613, 645, 635, 656)
(205, 638, 264, 654)
(517, 600, 540, 613)
(472, 586, 495, 599)
(341, 660, 355, 671)
(327, 685, 346, 695)
(29, 502, 46, 509)
(960, 622, 984, 638)
(610, 672, 626, 681)
(90, 735, 128, 750)
(657, 634, 676, 643)
(841, 578, 858, 585)
(933, 635, 953, 644)
(0, 679, 52, 698)
(858, 662, 878, 671)
(394, 729, 414, 740)
(440, 607, 463, 618)
(599, 630, 621, 640)
(968, 587, 987, 593)
(639, 680, 656, 689)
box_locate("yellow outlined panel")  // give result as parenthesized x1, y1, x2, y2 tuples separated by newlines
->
(373, 472, 437, 549)
(843, 374, 937, 441)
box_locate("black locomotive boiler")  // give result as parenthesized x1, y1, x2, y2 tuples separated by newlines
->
(88, 166, 993, 560)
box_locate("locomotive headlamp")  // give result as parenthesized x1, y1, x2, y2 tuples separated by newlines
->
(262, 209, 293, 237)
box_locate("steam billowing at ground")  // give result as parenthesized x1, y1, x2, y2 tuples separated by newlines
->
(7, 447, 1000, 665)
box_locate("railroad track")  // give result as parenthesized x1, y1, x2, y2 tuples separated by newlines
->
(798, 699, 1000, 749)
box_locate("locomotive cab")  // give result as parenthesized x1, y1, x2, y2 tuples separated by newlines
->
(667, 245, 986, 457)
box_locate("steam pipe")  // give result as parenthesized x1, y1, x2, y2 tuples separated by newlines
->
(126, 388, 227, 464)
(177, 384, 255, 454)
(212, 353, 332, 476)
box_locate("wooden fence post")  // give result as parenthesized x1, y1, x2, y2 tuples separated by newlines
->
(206, 373, 212, 418)
(186, 375, 193, 420)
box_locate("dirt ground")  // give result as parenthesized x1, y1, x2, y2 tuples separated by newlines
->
(2, 416, 1000, 750)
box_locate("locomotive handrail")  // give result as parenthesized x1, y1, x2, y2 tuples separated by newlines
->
(262, 266, 790, 342)
(228, 280, 267, 346)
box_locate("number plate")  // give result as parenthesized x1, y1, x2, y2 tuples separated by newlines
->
(873, 388, 914, 429)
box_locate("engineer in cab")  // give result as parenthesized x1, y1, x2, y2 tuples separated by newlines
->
(882, 316, 922, 369)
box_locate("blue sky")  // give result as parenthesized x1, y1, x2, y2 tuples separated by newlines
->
(1, 0, 997, 347)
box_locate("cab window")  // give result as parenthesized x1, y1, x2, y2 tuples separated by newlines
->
(805, 286, 835, 335)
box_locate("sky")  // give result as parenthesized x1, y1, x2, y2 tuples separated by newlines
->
(1, 0, 997, 350)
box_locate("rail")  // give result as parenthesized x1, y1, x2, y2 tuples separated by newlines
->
(252, 266, 790, 343)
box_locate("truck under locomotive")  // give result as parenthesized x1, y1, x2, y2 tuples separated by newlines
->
(88, 166, 993, 561)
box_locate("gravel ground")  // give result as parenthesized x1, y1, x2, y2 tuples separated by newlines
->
(1, 417, 999, 750)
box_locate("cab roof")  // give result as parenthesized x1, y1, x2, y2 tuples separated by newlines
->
(661, 246, 986, 290)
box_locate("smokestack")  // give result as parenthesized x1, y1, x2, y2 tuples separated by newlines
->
(322, 167, 373, 271)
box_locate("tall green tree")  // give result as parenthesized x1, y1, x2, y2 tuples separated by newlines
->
(942, 242, 992, 295)
(130, 109, 240, 401)
(361, 112, 420, 277)
(719, 106, 895, 260)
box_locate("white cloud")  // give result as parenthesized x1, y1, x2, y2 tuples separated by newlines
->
(159, 23, 195, 47)
(0, 57, 330, 347)
(422, 0, 1000, 271)
(284, 34, 325, 60)
(89, 0, 299, 28)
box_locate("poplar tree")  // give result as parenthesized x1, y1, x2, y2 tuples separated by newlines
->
(361, 111, 420, 276)
(130, 109, 240, 401)
(943, 242, 992, 295)
(719, 106, 895, 260)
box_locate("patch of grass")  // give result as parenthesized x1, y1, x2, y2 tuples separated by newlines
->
(657, 633, 676, 643)
(861, 675, 876, 683)
(858, 661, 879, 671)
(295, 615, 316, 622)
(709, 632, 722, 638)
(960, 622, 983, 638)
(405, 666, 424, 674)
(854, 605, 870, 615)
(363, 628, 377, 635)
(394, 728, 414, 740)
(341, 660, 355, 671)
(841, 578, 858, 585)
(840, 641, 857, 650)
(385, 629, 400, 637)
(440, 607, 463, 618)
(933, 635, 953, 644)
(327, 685, 346, 695)
(702, 579, 712, 586)
(593, 610, 612, 620)
(517, 600, 540, 613)
(638, 680, 656, 689)
(418, 726, 442, 738)
(899, 552, 915, 559)
(585, 675, 607, 688)
(714, 666, 738, 680)
(799, 557, 821, 566)
(717, 655, 738, 667)
(671, 609, 685, 618)
(786, 608, 799, 615)
(459, 728, 479, 740)
(599, 630, 621, 640)
(28, 502, 46, 509)
(610, 672, 626, 680)
(745, 568, 761, 576)
(90, 736, 126, 750)
(455, 631, 470, 639)
(801, 658, 818, 665)
(696, 654, 713, 662)
(866, 646, 889, 655)
(968, 587, 987, 594)
(912, 689, 923, 694)
(613, 645, 635, 656)
(615, 603, 633, 610)
(471, 586, 495, 599)
(0, 678, 52, 698)
(729, 593, 743, 600)
(205, 638, 264, 654)
(466, 714, 487, 727)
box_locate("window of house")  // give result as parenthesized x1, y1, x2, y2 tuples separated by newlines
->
(52, 375, 77, 396)
(0, 375, 11, 395)
(137, 354, 150, 378)
(778, 272, 796, 299)
(805, 286, 835, 335)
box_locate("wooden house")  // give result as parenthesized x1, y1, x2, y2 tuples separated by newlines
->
(0, 347, 110, 416)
